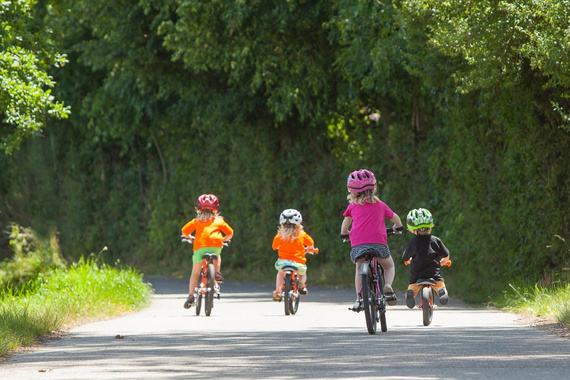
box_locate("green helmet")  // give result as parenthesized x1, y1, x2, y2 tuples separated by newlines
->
(406, 208, 434, 230)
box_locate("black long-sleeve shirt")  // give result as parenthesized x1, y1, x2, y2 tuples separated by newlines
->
(401, 234, 449, 283)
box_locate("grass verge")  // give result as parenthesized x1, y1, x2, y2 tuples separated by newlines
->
(0, 257, 153, 358)
(493, 283, 570, 327)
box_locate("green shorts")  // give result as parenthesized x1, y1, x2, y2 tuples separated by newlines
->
(274, 259, 307, 275)
(193, 247, 222, 264)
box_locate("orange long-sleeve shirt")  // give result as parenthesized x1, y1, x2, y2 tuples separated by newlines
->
(181, 217, 234, 251)
(272, 231, 314, 264)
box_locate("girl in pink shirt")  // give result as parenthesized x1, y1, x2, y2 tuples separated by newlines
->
(340, 169, 403, 311)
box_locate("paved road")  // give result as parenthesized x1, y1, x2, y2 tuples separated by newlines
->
(1, 277, 569, 379)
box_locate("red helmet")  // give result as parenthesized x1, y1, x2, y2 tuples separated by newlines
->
(347, 169, 377, 194)
(196, 194, 219, 210)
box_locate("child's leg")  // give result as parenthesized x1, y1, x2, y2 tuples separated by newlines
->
(275, 270, 285, 292)
(378, 256, 395, 287)
(354, 259, 364, 297)
(434, 280, 448, 304)
(188, 262, 202, 295)
(216, 254, 222, 273)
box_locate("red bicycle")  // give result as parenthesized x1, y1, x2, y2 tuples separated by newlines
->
(404, 259, 451, 326)
(182, 236, 222, 316)
(275, 247, 318, 315)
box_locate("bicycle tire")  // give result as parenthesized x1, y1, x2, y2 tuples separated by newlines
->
(422, 286, 433, 326)
(290, 275, 300, 315)
(362, 268, 377, 334)
(195, 273, 203, 316)
(205, 263, 215, 316)
(284, 272, 292, 315)
(377, 262, 387, 333)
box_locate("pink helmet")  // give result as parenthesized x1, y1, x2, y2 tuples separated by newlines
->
(347, 169, 377, 194)
(196, 194, 219, 210)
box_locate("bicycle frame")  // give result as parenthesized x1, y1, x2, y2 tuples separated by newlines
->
(358, 255, 387, 334)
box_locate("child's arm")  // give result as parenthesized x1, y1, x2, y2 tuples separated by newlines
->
(340, 216, 352, 236)
(390, 213, 403, 230)
(223, 232, 233, 243)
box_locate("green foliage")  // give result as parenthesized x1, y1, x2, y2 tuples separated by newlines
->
(0, 0, 568, 305)
(0, 0, 69, 154)
(0, 224, 66, 289)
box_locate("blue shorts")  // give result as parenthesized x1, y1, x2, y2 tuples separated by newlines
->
(274, 259, 307, 275)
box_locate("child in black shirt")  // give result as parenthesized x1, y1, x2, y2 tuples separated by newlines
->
(401, 208, 450, 308)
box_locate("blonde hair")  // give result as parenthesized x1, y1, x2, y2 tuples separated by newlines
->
(195, 209, 218, 222)
(278, 223, 303, 242)
(347, 189, 380, 205)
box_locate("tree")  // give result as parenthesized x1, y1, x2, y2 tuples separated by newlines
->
(0, 0, 68, 154)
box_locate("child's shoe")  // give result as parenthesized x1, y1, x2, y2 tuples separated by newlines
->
(384, 285, 398, 306)
(183, 294, 195, 309)
(215, 271, 225, 283)
(405, 289, 415, 308)
(299, 282, 308, 296)
(437, 287, 449, 305)
(350, 299, 363, 311)
(272, 290, 282, 301)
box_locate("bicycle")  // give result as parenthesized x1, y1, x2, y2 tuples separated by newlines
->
(342, 226, 403, 334)
(275, 247, 319, 316)
(181, 236, 224, 316)
(404, 259, 451, 326)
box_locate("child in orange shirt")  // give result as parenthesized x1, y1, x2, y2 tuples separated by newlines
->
(272, 209, 316, 300)
(181, 194, 234, 309)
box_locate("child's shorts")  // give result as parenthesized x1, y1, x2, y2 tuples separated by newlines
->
(193, 247, 222, 264)
(274, 259, 307, 275)
(350, 244, 391, 264)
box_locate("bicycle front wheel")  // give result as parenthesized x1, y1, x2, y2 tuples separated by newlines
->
(422, 286, 433, 326)
(205, 263, 216, 316)
(362, 269, 377, 335)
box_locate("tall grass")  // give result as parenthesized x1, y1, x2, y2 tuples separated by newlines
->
(0, 257, 153, 357)
(494, 283, 570, 327)
(0, 226, 153, 358)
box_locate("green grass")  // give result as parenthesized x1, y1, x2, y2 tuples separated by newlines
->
(0, 258, 153, 358)
(493, 283, 570, 326)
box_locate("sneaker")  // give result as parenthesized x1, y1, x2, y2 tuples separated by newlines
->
(215, 272, 224, 283)
(351, 300, 363, 311)
(183, 294, 195, 309)
(405, 289, 415, 309)
(437, 287, 449, 305)
(299, 283, 308, 296)
(272, 290, 282, 302)
(384, 285, 398, 306)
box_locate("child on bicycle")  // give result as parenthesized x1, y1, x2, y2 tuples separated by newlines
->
(401, 208, 450, 308)
(340, 169, 403, 311)
(181, 193, 234, 309)
(272, 209, 316, 300)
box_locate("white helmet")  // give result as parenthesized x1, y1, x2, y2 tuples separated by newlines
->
(279, 209, 302, 225)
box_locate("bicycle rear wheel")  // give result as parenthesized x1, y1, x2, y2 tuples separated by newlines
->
(289, 276, 300, 315)
(195, 274, 203, 316)
(362, 268, 377, 334)
(284, 273, 292, 315)
(205, 263, 216, 316)
(422, 286, 433, 326)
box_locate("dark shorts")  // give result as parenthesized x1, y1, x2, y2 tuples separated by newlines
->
(350, 244, 391, 264)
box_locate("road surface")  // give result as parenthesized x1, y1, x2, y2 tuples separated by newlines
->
(1, 277, 569, 379)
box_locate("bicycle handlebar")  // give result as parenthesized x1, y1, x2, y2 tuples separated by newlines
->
(340, 226, 404, 241)
(404, 258, 452, 267)
(305, 247, 319, 255)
